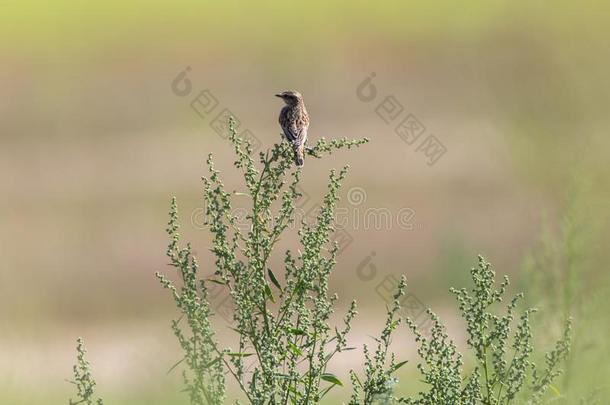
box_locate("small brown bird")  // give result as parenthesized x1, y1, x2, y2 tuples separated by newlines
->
(276, 90, 310, 167)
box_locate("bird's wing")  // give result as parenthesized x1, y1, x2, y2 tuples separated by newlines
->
(280, 108, 309, 146)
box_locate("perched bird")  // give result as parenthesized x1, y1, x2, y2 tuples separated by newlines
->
(276, 90, 310, 167)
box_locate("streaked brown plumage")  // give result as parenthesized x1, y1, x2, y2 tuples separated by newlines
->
(276, 90, 309, 167)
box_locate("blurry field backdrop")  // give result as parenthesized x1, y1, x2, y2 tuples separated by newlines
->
(1, 1, 609, 403)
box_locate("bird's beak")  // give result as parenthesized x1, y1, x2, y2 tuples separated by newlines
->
(275, 93, 283, 98)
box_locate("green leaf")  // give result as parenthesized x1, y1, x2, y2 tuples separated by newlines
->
(274, 373, 292, 379)
(268, 268, 282, 291)
(390, 360, 408, 373)
(288, 342, 302, 356)
(206, 278, 226, 285)
(352, 372, 363, 388)
(294, 281, 305, 295)
(320, 383, 340, 398)
(227, 352, 254, 358)
(320, 373, 343, 386)
(166, 356, 186, 374)
(265, 283, 276, 303)
(288, 328, 307, 336)
(549, 384, 561, 397)
(202, 356, 223, 368)
(388, 320, 399, 332)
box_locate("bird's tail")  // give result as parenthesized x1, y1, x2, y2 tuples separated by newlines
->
(293, 144, 305, 167)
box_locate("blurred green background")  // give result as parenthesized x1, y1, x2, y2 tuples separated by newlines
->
(1, 1, 609, 403)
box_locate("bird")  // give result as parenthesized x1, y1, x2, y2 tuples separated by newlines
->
(276, 90, 310, 167)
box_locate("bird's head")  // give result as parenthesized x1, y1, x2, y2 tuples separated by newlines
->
(275, 90, 303, 106)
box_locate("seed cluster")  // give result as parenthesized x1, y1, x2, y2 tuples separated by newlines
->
(68, 338, 104, 405)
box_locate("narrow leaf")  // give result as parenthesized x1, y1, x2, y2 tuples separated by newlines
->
(166, 356, 186, 374)
(288, 342, 303, 356)
(549, 384, 561, 397)
(268, 268, 282, 291)
(265, 283, 276, 303)
(352, 372, 363, 388)
(202, 356, 223, 368)
(390, 360, 408, 373)
(321, 373, 343, 386)
(227, 352, 254, 358)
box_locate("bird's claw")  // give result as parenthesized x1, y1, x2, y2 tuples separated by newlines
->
(305, 146, 320, 158)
